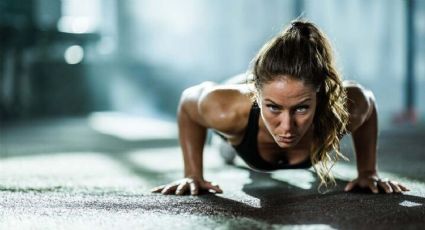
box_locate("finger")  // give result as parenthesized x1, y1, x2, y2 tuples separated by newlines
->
(211, 185, 223, 194)
(398, 184, 410, 192)
(161, 184, 179, 195)
(344, 181, 356, 192)
(151, 185, 165, 193)
(175, 182, 189, 195)
(368, 180, 379, 194)
(204, 182, 223, 193)
(388, 181, 402, 193)
(189, 181, 199, 195)
(378, 181, 393, 193)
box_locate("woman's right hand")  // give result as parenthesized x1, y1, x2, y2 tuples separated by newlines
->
(150, 177, 223, 195)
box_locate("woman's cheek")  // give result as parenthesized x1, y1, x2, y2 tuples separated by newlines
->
(298, 114, 314, 131)
(306, 114, 315, 131)
(263, 112, 279, 130)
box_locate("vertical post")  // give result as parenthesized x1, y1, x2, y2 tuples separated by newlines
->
(405, 0, 416, 123)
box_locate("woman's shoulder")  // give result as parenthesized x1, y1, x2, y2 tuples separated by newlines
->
(199, 83, 254, 105)
(343, 80, 375, 111)
(198, 82, 254, 135)
(343, 80, 375, 131)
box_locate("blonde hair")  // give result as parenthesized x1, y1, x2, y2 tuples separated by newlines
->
(251, 20, 349, 192)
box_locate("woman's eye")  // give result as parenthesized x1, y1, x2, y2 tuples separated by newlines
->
(266, 105, 280, 112)
(295, 106, 309, 113)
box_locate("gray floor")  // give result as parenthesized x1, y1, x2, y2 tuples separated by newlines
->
(0, 115, 424, 230)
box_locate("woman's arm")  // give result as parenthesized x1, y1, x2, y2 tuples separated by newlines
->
(152, 82, 220, 195)
(151, 82, 249, 195)
(344, 83, 409, 193)
(178, 83, 212, 181)
(348, 86, 378, 179)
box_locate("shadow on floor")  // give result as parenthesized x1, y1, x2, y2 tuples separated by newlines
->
(195, 169, 425, 229)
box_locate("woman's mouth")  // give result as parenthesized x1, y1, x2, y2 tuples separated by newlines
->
(276, 135, 297, 144)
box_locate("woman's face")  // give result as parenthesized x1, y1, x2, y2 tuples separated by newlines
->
(258, 76, 317, 148)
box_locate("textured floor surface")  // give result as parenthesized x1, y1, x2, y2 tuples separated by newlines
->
(0, 114, 424, 230)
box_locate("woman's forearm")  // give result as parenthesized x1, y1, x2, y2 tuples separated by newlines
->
(351, 103, 378, 176)
(178, 101, 207, 180)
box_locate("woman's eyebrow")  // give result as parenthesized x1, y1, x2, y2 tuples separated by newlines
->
(264, 98, 311, 107)
(296, 98, 312, 105)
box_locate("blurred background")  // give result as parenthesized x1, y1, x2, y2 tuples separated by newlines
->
(1, 2, 425, 228)
(0, 0, 424, 157)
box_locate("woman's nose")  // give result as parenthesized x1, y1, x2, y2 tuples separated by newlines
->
(277, 112, 294, 134)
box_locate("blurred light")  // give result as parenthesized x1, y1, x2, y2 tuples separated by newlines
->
(399, 200, 422, 207)
(57, 16, 96, 34)
(88, 112, 177, 141)
(60, 0, 101, 33)
(64, 45, 84, 64)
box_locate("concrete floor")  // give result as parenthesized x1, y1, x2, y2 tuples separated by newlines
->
(0, 114, 424, 230)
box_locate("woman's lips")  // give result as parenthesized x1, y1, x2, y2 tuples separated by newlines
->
(276, 136, 296, 143)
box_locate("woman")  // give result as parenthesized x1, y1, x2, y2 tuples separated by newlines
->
(151, 20, 409, 195)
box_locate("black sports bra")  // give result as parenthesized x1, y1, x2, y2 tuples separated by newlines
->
(217, 102, 312, 171)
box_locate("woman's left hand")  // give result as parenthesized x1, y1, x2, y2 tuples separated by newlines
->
(344, 172, 410, 194)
